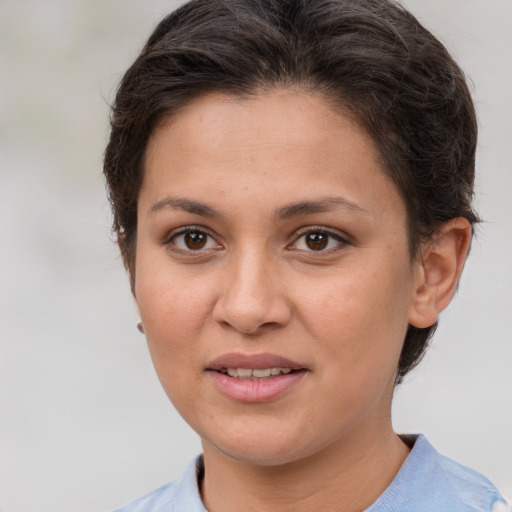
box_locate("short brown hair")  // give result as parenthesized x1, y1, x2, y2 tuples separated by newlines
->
(104, 0, 479, 383)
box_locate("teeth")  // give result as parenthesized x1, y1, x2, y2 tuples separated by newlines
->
(252, 368, 271, 378)
(220, 368, 296, 380)
(237, 368, 253, 378)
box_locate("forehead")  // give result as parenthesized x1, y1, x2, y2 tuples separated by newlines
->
(142, 89, 404, 223)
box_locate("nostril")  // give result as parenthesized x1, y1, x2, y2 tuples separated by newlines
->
(213, 301, 291, 335)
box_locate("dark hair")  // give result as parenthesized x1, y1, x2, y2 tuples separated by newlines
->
(104, 0, 479, 383)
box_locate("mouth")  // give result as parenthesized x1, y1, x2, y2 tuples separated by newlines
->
(206, 352, 306, 377)
(206, 353, 308, 402)
(217, 367, 298, 380)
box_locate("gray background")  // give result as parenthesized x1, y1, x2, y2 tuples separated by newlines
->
(1, 1, 510, 510)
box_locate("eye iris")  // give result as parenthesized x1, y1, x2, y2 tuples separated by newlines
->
(306, 232, 328, 250)
(184, 232, 207, 250)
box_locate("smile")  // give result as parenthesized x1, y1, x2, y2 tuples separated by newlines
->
(219, 368, 294, 380)
(206, 352, 308, 402)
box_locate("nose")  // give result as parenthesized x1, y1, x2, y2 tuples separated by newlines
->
(212, 249, 292, 335)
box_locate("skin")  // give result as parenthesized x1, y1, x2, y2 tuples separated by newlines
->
(134, 89, 471, 511)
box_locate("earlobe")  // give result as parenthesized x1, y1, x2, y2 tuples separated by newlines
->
(408, 218, 472, 328)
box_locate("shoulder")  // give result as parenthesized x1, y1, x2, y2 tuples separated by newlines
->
(368, 435, 507, 512)
(427, 445, 505, 511)
(112, 455, 206, 512)
(113, 482, 175, 512)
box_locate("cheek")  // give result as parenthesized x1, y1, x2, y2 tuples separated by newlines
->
(137, 244, 210, 317)
(135, 259, 215, 365)
(299, 262, 411, 368)
(300, 270, 411, 425)
(136, 275, 210, 415)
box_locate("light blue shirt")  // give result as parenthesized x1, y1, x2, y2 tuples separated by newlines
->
(114, 435, 506, 511)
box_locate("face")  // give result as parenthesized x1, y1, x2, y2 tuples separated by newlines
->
(135, 89, 423, 466)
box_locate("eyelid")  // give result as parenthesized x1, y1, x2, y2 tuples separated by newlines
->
(288, 225, 352, 252)
(163, 225, 223, 253)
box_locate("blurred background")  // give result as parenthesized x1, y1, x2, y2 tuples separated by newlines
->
(1, 0, 510, 510)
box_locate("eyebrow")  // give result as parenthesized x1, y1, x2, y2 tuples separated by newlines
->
(275, 197, 367, 220)
(148, 197, 221, 218)
(148, 196, 367, 220)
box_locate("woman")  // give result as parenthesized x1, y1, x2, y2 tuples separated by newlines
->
(104, 0, 507, 510)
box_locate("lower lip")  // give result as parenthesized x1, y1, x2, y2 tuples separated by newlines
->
(207, 370, 308, 403)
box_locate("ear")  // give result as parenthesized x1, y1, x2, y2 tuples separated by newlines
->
(408, 218, 472, 329)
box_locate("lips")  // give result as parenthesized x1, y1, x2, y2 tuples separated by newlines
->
(220, 367, 293, 379)
(206, 352, 308, 403)
(207, 353, 304, 372)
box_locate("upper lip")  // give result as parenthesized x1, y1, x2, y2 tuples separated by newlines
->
(206, 352, 306, 371)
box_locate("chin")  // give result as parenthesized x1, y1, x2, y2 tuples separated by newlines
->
(214, 444, 305, 467)
(201, 426, 324, 467)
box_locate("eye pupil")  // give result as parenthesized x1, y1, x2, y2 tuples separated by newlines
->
(306, 232, 328, 250)
(184, 231, 207, 249)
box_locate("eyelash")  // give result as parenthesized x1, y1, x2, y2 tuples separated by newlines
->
(163, 225, 351, 256)
(289, 226, 350, 254)
(164, 226, 222, 254)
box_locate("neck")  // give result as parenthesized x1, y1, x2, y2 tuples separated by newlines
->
(200, 422, 410, 512)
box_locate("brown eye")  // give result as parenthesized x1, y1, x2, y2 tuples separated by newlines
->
(184, 231, 207, 250)
(169, 228, 220, 252)
(289, 228, 349, 253)
(305, 232, 328, 251)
